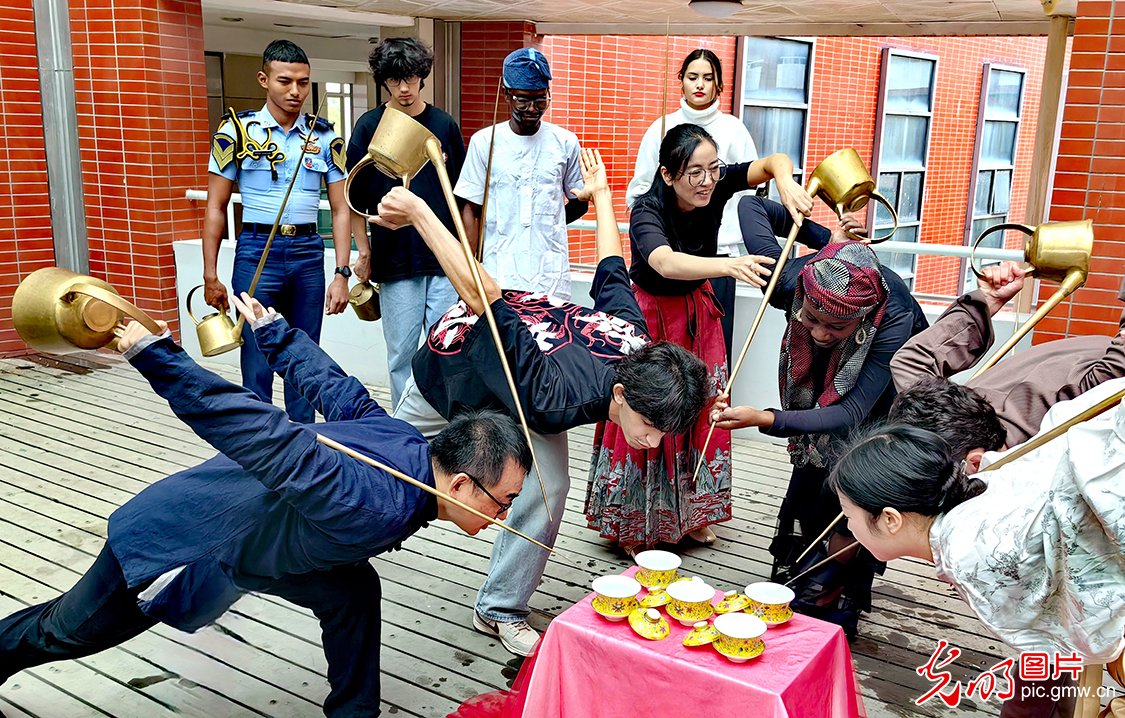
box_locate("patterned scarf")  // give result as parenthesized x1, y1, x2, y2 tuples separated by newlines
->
(779, 242, 890, 467)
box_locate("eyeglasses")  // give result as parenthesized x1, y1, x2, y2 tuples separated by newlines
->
(509, 94, 550, 112)
(467, 474, 513, 517)
(681, 160, 728, 187)
(385, 77, 420, 88)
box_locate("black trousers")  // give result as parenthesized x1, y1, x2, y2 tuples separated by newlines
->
(0, 546, 384, 718)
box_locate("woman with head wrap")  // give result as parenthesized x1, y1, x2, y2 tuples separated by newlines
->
(626, 49, 758, 367)
(711, 195, 928, 637)
(584, 124, 812, 551)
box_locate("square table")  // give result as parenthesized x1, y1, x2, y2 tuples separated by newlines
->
(517, 569, 866, 718)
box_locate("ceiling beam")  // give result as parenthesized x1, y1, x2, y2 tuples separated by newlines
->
(533, 20, 1065, 36)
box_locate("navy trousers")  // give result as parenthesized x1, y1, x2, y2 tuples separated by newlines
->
(231, 228, 326, 424)
(0, 546, 385, 718)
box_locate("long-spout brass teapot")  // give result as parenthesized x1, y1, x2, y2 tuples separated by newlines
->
(806, 148, 898, 243)
(13, 267, 162, 354)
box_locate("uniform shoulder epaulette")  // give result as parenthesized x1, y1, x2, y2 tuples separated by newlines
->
(219, 109, 255, 124)
(307, 115, 335, 132)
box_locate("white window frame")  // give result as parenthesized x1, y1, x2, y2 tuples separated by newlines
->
(735, 36, 816, 188)
(869, 47, 939, 290)
(960, 63, 1027, 290)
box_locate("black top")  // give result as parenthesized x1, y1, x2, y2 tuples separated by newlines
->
(737, 195, 930, 438)
(628, 162, 753, 297)
(346, 104, 465, 283)
(411, 256, 651, 434)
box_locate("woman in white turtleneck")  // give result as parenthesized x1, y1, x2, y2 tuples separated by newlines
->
(626, 48, 758, 366)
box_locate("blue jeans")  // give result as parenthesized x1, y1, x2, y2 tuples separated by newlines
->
(380, 275, 459, 409)
(391, 374, 570, 622)
(232, 229, 325, 424)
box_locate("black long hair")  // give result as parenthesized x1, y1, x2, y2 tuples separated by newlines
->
(632, 123, 717, 252)
(678, 48, 723, 94)
(827, 423, 987, 520)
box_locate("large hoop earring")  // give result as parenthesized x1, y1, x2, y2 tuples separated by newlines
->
(854, 326, 868, 345)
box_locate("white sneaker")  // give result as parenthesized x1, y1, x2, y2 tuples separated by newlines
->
(473, 612, 540, 657)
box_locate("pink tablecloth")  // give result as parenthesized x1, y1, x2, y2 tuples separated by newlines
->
(519, 568, 866, 718)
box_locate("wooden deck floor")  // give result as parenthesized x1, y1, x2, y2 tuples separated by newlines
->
(0, 350, 1013, 718)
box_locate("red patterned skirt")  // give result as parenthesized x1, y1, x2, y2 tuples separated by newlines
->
(584, 281, 732, 549)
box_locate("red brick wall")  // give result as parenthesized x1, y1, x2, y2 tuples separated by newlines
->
(69, 0, 209, 340)
(460, 31, 1049, 298)
(805, 36, 1049, 296)
(0, 1, 55, 355)
(1039, 0, 1125, 343)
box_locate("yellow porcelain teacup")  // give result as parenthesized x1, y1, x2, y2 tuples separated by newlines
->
(591, 575, 642, 622)
(665, 576, 715, 626)
(745, 582, 795, 626)
(633, 549, 681, 588)
(713, 612, 767, 663)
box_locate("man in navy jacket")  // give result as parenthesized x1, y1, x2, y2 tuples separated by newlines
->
(0, 295, 530, 718)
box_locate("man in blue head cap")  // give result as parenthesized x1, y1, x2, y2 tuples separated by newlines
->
(454, 47, 588, 304)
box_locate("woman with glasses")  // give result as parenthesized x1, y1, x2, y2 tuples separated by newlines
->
(627, 48, 759, 367)
(584, 122, 811, 551)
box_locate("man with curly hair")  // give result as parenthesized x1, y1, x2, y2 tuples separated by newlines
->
(346, 37, 466, 409)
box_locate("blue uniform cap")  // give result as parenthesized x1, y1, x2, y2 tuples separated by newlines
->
(502, 48, 552, 91)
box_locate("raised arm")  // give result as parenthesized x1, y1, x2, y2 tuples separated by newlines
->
(568, 149, 621, 261)
(373, 187, 500, 315)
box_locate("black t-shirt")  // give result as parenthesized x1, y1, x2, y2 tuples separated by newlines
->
(411, 256, 651, 434)
(628, 161, 752, 297)
(346, 104, 465, 283)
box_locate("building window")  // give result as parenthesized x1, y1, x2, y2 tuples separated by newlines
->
(324, 82, 353, 146)
(962, 65, 1025, 289)
(738, 37, 814, 200)
(870, 49, 937, 290)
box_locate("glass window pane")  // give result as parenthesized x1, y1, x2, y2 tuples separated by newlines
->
(875, 173, 898, 226)
(886, 55, 934, 113)
(328, 97, 342, 137)
(987, 69, 1023, 120)
(900, 172, 923, 223)
(973, 216, 1007, 248)
(744, 106, 805, 165)
(743, 38, 811, 105)
(882, 115, 929, 168)
(992, 169, 1011, 214)
(982, 121, 1017, 165)
(975, 170, 994, 215)
(326, 82, 341, 93)
(875, 224, 918, 280)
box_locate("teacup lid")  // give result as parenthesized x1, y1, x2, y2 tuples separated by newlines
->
(666, 577, 714, 602)
(629, 607, 670, 640)
(634, 549, 682, 572)
(646, 609, 661, 623)
(592, 574, 642, 599)
(714, 612, 767, 640)
(724, 590, 737, 598)
(745, 582, 795, 605)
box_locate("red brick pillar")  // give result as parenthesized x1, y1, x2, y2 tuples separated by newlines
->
(69, 0, 210, 339)
(1039, 0, 1125, 342)
(0, 1, 55, 356)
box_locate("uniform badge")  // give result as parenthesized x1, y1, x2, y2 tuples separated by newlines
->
(302, 136, 321, 155)
(330, 137, 346, 174)
(212, 134, 235, 171)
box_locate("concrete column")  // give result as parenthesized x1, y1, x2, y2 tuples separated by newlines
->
(32, 0, 89, 274)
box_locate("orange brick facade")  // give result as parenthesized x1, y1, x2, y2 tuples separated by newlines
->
(1039, 0, 1125, 343)
(0, 1, 55, 355)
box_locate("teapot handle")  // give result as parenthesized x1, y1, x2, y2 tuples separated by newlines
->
(70, 283, 162, 335)
(859, 192, 898, 244)
(969, 223, 1033, 280)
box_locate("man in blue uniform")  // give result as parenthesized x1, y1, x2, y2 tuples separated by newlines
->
(203, 39, 355, 424)
(0, 296, 530, 718)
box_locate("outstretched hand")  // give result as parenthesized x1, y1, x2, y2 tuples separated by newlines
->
(230, 292, 277, 328)
(115, 319, 169, 354)
(570, 148, 609, 202)
(372, 186, 422, 231)
(829, 214, 868, 244)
